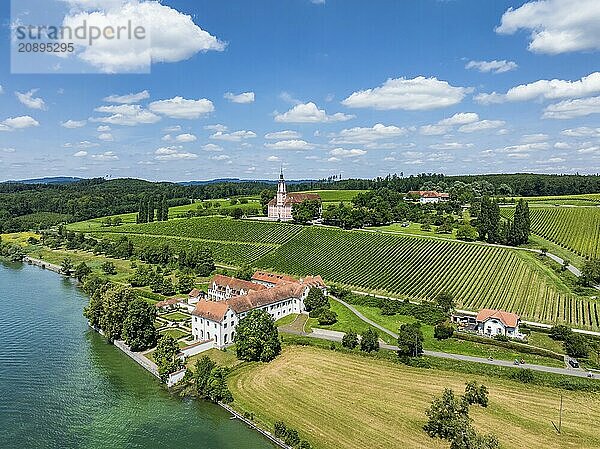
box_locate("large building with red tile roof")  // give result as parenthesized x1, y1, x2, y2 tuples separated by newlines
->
(191, 270, 327, 348)
(267, 170, 321, 221)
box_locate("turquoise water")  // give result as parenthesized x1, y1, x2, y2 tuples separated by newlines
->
(0, 262, 275, 449)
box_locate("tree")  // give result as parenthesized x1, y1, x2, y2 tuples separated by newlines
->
(318, 309, 338, 325)
(284, 429, 300, 447)
(122, 298, 158, 351)
(61, 257, 74, 275)
(564, 333, 590, 358)
(360, 328, 379, 352)
(292, 199, 322, 224)
(177, 274, 195, 294)
(161, 277, 175, 296)
(161, 195, 169, 221)
(74, 262, 92, 282)
(235, 309, 281, 362)
(274, 421, 287, 439)
(205, 367, 233, 403)
(194, 356, 217, 393)
(397, 322, 424, 357)
(101, 261, 117, 275)
(476, 196, 500, 243)
(434, 323, 454, 340)
(456, 223, 478, 242)
(508, 199, 530, 245)
(235, 264, 254, 281)
(342, 330, 359, 349)
(83, 281, 111, 328)
(435, 291, 456, 316)
(148, 196, 155, 222)
(99, 286, 137, 342)
(154, 335, 183, 381)
(137, 196, 147, 224)
(581, 259, 600, 287)
(231, 207, 244, 219)
(549, 324, 572, 341)
(463, 381, 489, 407)
(424, 389, 470, 441)
(260, 189, 274, 214)
(304, 288, 328, 312)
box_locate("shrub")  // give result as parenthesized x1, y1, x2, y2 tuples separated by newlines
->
(463, 381, 489, 407)
(493, 334, 509, 342)
(564, 334, 590, 358)
(274, 421, 287, 439)
(511, 369, 535, 383)
(360, 328, 379, 352)
(318, 309, 338, 325)
(549, 325, 573, 341)
(342, 330, 359, 349)
(284, 428, 300, 447)
(434, 323, 454, 340)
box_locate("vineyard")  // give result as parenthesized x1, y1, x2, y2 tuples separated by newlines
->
(100, 233, 275, 266)
(255, 227, 600, 331)
(92, 216, 303, 245)
(77, 215, 600, 330)
(502, 206, 600, 260)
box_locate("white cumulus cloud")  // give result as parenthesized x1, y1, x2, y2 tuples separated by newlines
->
(103, 90, 150, 104)
(154, 146, 198, 160)
(149, 97, 214, 119)
(15, 89, 46, 110)
(210, 130, 257, 142)
(329, 124, 407, 144)
(92, 104, 160, 126)
(61, 119, 87, 128)
(458, 120, 505, 133)
(543, 96, 600, 119)
(341, 76, 470, 110)
(465, 59, 518, 74)
(61, 1, 225, 72)
(265, 130, 302, 140)
(224, 92, 255, 104)
(264, 140, 315, 150)
(274, 102, 354, 123)
(0, 116, 40, 131)
(329, 148, 367, 158)
(496, 0, 600, 54)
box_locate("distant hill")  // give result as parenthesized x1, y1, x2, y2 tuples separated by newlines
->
(3, 177, 85, 185)
(179, 178, 317, 186)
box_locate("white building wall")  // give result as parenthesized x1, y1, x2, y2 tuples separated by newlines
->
(480, 318, 506, 336)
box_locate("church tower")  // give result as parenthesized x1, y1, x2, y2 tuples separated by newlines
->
(276, 168, 287, 206)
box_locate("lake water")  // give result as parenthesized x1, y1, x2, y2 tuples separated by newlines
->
(0, 261, 274, 449)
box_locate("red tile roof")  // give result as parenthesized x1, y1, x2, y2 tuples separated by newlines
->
(301, 275, 326, 289)
(211, 274, 266, 292)
(191, 300, 230, 322)
(188, 288, 201, 298)
(268, 192, 321, 206)
(156, 297, 184, 308)
(228, 282, 306, 314)
(252, 271, 296, 285)
(407, 190, 450, 199)
(476, 309, 520, 328)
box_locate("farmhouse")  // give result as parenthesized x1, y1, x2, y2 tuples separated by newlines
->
(407, 190, 450, 204)
(191, 271, 326, 349)
(268, 170, 321, 221)
(476, 309, 524, 340)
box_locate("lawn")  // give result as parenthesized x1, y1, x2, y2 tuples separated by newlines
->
(228, 346, 600, 449)
(185, 348, 240, 370)
(275, 313, 299, 327)
(307, 299, 395, 343)
(367, 222, 457, 239)
(337, 301, 564, 367)
(162, 311, 191, 322)
(159, 328, 189, 340)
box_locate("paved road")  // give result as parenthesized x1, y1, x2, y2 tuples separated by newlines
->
(302, 296, 599, 380)
(282, 327, 596, 380)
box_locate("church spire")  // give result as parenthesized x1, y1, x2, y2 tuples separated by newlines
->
(277, 167, 286, 205)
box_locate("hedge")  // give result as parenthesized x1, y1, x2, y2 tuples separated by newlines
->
(455, 332, 564, 360)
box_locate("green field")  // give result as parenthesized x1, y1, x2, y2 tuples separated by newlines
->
(228, 346, 600, 449)
(502, 206, 600, 260)
(257, 227, 600, 330)
(296, 189, 366, 202)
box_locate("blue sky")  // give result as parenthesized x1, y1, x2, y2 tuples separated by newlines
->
(0, 0, 599, 181)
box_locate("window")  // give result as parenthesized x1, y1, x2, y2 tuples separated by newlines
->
(224, 322, 228, 329)
(231, 321, 234, 327)
(224, 334, 228, 344)
(214, 322, 217, 328)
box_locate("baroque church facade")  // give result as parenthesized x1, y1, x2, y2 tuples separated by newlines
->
(267, 170, 320, 221)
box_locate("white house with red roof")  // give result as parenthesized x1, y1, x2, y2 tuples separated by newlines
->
(191, 271, 326, 349)
(476, 309, 524, 340)
(407, 190, 450, 204)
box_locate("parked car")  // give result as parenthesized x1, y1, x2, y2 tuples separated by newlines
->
(568, 358, 580, 368)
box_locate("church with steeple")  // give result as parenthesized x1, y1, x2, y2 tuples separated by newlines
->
(267, 169, 321, 221)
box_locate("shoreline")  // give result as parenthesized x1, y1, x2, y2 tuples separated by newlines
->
(15, 258, 289, 449)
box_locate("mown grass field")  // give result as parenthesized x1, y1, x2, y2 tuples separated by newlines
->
(502, 206, 600, 260)
(228, 346, 600, 449)
(295, 189, 366, 202)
